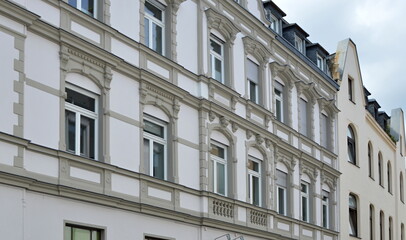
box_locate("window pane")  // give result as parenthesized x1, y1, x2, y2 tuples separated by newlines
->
(249, 81, 257, 102)
(72, 227, 91, 240)
(253, 176, 259, 206)
(210, 144, 225, 159)
(80, 116, 95, 159)
(302, 196, 308, 221)
(153, 23, 163, 55)
(145, 2, 162, 21)
(66, 89, 95, 111)
(66, 110, 76, 153)
(144, 120, 164, 138)
(321, 114, 328, 148)
(216, 162, 226, 195)
(276, 99, 282, 121)
(210, 39, 222, 55)
(153, 142, 165, 179)
(278, 187, 285, 215)
(276, 170, 287, 186)
(81, 0, 94, 16)
(69, 0, 77, 7)
(323, 204, 328, 227)
(214, 58, 222, 82)
(248, 160, 259, 172)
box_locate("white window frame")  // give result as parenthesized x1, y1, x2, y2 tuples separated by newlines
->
(294, 35, 303, 53)
(317, 54, 324, 71)
(322, 190, 330, 228)
(68, 0, 98, 17)
(210, 36, 225, 83)
(248, 157, 261, 206)
(65, 223, 102, 240)
(301, 181, 310, 222)
(269, 14, 279, 34)
(211, 142, 228, 196)
(144, 0, 165, 55)
(143, 117, 167, 180)
(274, 81, 284, 122)
(65, 85, 98, 160)
(276, 170, 288, 216)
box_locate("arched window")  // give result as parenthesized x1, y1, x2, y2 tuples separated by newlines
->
(378, 152, 383, 186)
(388, 161, 392, 193)
(347, 126, 356, 164)
(370, 204, 375, 240)
(349, 194, 358, 237)
(401, 172, 405, 203)
(380, 211, 385, 240)
(368, 142, 373, 178)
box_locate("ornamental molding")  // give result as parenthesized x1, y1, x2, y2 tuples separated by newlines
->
(205, 8, 240, 43)
(242, 36, 271, 65)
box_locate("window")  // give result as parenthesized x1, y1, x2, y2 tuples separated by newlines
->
(274, 81, 284, 122)
(322, 190, 329, 228)
(211, 142, 227, 196)
(143, 117, 167, 180)
(144, 1, 165, 55)
(210, 37, 224, 83)
(378, 153, 383, 186)
(402, 223, 405, 240)
(317, 54, 324, 71)
(348, 78, 354, 102)
(380, 211, 384, 240)
(269, 14, 279, 34)
(276, 170, 288, 216)
(247, 59, 259, 104)
(370, 204, 375, 240)
(321, 113, 329, 149)
(65, 87, 98, 159)
(389, 217, 393, 240)
(68, 0, 98, 18)
(347, 126, 356, 164)
(368, 143, 373, 178)
(401, 173, 404, 202)
(294, 35, 303, 53)
(388, 162, 392, 193)
(248, 157, 261, 206)
(65, 224, 102, 240)
(349, 194, 358, 237)
(299, 98, 309, 137)
(301, 182, 310, 222)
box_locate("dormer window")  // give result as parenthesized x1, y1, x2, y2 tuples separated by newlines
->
(317, 54, 324, 71)
(294, 35, 304, 53)
(268, 14, 279, 34)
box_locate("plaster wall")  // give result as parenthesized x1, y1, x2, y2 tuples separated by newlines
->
(110, 0, 139, 41)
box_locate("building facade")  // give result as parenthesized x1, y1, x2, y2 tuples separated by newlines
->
(332, 39, 406, 240)
(0, 0, 402, 240)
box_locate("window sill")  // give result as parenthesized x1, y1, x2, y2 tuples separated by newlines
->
(349, 99, 356, 105)
(369, 176, 375, 181)
(349, 235, 361, 239)
(347, 161, 360, 168)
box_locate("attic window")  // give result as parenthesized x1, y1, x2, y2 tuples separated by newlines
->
(294, 35, 304, 53)
(269, 14, 279, 34)
(317, 54, 324, 71)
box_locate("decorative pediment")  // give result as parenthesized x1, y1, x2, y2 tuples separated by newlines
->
(243, 36, 271, 65)
(275, 152, 296, 172)
(205, 8, 240, 43)
(321, 172, 337, 191)
(269, 61, 299, 89)
(318, 97, 340, 114)
(296, 81, 318, 104)
(300, 164, 318, 182)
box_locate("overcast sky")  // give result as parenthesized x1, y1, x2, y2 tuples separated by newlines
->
(271, 0, 406, 115)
